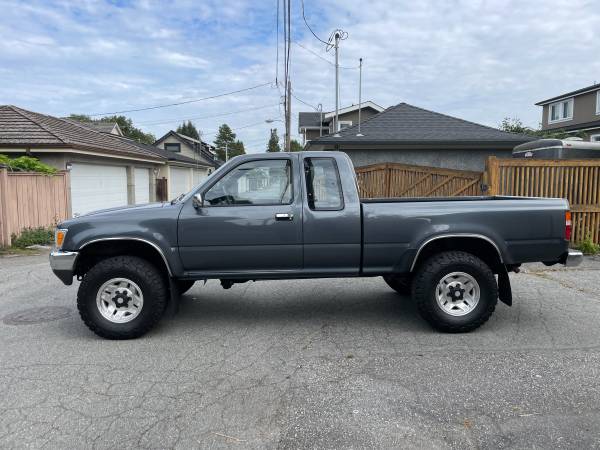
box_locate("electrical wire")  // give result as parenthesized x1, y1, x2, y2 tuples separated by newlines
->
(87, 82, 273, 116)
(293, 41, 358, 70)
(137, 103, 281, 126)
(300, 0, 329, 45)
(275, 0, 280, 84)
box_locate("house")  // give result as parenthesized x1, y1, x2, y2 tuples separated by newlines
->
(298, 101, 384, 144)
(0, 105, 165, 216)
(153, 131, 220, 199)
(305, 102, 535, 171)
(535, 83, 600, 142)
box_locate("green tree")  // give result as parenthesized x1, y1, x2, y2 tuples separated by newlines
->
(289, 139, 303, 152)
(499, 117, 586, 139)
(68, 114, 156, 144)
(267, 129, 281, 152)
(228, 140, 246, 159)
(214, 124, 236, 160)
(176, 120, 200, 140)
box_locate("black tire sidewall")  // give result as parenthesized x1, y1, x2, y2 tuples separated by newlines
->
(78, 256, 167, 339)
(414, 252, 497, 331)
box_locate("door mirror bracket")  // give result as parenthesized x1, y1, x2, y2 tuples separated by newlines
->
(192, 193, 204, 209)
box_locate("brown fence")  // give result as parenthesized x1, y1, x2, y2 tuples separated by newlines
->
(355, 162, 483, 198)
(0, 168, 70, 247)
(485, 157, 600, 243)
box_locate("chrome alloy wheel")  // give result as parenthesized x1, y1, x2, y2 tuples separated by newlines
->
(96, 278, 144, 324)
(435, 271, 480, 317)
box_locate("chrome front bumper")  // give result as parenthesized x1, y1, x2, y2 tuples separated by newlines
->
(49, 250, 79, 285)
(564, 249, 584, 267)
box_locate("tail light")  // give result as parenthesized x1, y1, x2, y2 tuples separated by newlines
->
(565, 211, 572, 241)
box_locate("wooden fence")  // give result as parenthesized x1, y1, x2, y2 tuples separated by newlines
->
(485, 157, 600, 243)
(355, 162, 483, 198)
(0, 168, 70, 247)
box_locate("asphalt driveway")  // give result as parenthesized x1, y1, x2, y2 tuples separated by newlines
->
(1, 252, 600, 449)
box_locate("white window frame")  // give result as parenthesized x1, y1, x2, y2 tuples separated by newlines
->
(337, 120, 353, 131)
(548, 97, 574, 124)
(590, 133, 600, 142)
(596, 91, 600, 115)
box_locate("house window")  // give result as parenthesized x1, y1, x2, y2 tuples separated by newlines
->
(590, 134, 600, 142)
(549, 98, 573, 123)
(596, 91, 600, 115)
(165, 143, 181, 152)
(204, 159, 292, 206)
(337, 120, 352, 131)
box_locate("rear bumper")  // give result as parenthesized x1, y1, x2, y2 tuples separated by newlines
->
(562, 249, 583, 267)
(49, 250, 79, 285)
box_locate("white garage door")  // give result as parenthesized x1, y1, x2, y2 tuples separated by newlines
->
(70, 163, 128, 216)
(134, 168, 150, 204)
(170, 167, 190, 199)
(193, 168, 208, 186)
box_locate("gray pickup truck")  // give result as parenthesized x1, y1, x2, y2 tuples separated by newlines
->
(50, 151, 582, 339)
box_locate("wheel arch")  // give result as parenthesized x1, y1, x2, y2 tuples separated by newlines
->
(410, 234, 504, 273)
(75, 238, 173, 279)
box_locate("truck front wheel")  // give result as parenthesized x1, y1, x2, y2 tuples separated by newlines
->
(412, 251, 498, 333)
(77, 256, 168, 339)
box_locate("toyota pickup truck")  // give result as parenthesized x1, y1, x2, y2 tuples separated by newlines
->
(50, 151, 582, 339)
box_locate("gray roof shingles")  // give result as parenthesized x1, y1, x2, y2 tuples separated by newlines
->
(308, 103, 535, 147)
(0, 105, 163, 161)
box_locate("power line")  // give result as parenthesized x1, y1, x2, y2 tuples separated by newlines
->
(300, 0, 329, 45)
(203, 120, 273, 137)
(275, 0, 280, 84)
(137, 103, 281, 126)
(293, 41, 358, 70)
(290, 90, 318, 111)
(87, 82, 273, 116)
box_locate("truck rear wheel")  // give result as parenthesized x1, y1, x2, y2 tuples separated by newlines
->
(383, 274, 412, 296)
(77, 256, 167, 339)
(412, 251, 497, 333)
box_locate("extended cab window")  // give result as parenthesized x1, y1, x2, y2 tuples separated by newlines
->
(304, 158, 343, 210)
(204, 159, 292, 206)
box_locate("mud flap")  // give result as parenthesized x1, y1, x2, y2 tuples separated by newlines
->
(497, 266, 512, 306)
(165, 277, 181, 317)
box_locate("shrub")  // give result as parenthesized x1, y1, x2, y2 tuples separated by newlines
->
(11, 227, 55, 248)
(576, 236, 600, 255)
(0, 154, 57, 174)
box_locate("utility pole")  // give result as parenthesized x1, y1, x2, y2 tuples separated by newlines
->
(318, 103, 323, 137)
(357, 58, 363, 136)
(285, 79, 291, 151)
(333, 31, 340, 136)
(225, 142, 228, 161)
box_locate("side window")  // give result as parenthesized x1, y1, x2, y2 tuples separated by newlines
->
(204, 159, 292, 206)
(304, 158, 344, 210)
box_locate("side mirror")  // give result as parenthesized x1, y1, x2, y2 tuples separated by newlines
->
(192, 193, 204, 209)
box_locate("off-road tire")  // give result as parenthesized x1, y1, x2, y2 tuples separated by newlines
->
(176, 280, 195, 295)
(77, 256, 167, 339)
(412, 251, 497, 333)
(383, 274, 412, 296)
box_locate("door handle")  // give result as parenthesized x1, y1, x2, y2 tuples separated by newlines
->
(275, 213, 294, 221)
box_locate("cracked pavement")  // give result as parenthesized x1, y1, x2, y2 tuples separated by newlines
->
(1, 252, 600, 449)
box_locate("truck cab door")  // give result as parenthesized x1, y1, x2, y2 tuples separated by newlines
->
(177, 156, 303, 275)
(301, 155, 362, 275)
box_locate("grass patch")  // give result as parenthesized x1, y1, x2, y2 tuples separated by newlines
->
(576, 236, 600, 255)
(10, 226, 54, 249)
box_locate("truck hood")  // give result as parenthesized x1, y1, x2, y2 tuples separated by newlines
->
(59, 202, 167, 227)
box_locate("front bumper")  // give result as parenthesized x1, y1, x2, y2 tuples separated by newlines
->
(563, 249, 584, 267)
(49, 250, 79, 285)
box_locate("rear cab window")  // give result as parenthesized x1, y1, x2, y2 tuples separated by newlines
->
(304, 157, 344, 210)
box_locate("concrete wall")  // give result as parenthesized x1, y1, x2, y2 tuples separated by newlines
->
(340, 148, 513, 172)
(542, 89, 600, 132)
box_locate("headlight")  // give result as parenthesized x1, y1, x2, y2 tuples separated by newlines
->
(55, 229, 68, 249)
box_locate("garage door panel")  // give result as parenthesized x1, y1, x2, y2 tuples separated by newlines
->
(170, 168, 190, 199)
(134, 168, 150, 204)
(70, 164, 128, 216)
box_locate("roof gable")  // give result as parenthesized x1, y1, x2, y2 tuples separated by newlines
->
(308, 103, 535, 146)
(536, 83, 600, 106)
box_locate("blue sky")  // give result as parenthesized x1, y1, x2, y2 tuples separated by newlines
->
(1, 0, 599, 152)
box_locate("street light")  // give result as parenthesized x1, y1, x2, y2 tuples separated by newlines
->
(265, 119, 283, 124)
